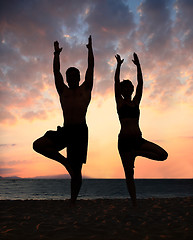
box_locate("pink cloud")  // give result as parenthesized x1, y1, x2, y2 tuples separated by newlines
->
(22, 110, 48, 121)
(0, 0, 193, 127)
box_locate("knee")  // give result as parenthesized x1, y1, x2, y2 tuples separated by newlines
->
(33, 139, 41, 153)
(160, 150, 168, 161)
(71, 174, 82, 182)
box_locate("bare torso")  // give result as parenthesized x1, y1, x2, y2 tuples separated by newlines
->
(117, 101, 142, 138)
(119, 118, 142, 137)
(60, 84, 91, 126)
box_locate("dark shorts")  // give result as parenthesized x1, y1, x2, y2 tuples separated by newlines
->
(118, 134, 147, 153)
(44, 122, 88, 165)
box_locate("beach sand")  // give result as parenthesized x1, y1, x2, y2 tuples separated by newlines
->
(0, 197, 192, 240)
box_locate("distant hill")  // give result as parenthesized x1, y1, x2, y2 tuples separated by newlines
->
(0, 174, 90, 179)
(34, 174, 91, 179)
(0, 176, 21, 179)
(34, 174, 70, 179)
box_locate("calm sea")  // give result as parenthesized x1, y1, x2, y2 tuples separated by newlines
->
(0, 179, 192, 200)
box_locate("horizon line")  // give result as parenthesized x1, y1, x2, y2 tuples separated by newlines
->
(1, 176, 193, 180)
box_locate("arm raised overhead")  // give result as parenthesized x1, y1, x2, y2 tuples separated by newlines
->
(84, 35, 94, 90)
(53, 41, 67, 95)
(132, 53, 143, 105)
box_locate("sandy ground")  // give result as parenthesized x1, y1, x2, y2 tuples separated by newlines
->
(0, 197, 193, 240)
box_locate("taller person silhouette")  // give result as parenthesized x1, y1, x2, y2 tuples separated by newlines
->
(114, 53, 168, 207)
(33, 36, 94, 203)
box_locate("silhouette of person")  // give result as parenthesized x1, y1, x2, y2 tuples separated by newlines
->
(114, 53, 168, 207)
(33, 36, 94, 203)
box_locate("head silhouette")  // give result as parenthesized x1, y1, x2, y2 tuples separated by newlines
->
(66, 67, 80, 88)
(120, 80, 134, 99)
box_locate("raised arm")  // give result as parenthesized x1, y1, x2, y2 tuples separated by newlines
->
(132, 53, 143, 105)
(114, 54, 124, 102)
(53, 41, 67, 95)
(84, 35, 94, 90)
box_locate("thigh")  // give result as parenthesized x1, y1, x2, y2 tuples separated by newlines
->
(118, 151, 135, 180)
(118, 136, 142, 168)
(45, 127, 69, 150)
(136, 139, 168, 160)
(67, 125, 88, 164)
(34, 135, 65, 152)
(34, 126, 68, 152)
(119, 150, 136, 169)
(67, 138, 88, 165)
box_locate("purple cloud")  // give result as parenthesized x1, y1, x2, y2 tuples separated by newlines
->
(0, 144, 16, 148)
(0, 167, 17, 175)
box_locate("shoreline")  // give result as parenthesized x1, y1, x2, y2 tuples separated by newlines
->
(0, 195, 193, 200)
(1, 197, 193, 240)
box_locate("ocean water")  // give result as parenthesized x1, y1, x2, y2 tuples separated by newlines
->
(0, 179, 192, 200)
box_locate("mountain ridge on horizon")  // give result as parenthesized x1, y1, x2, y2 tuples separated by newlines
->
(0, 174, 91, 179)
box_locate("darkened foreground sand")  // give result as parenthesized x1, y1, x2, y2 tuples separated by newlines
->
(0, 198, 193, 240)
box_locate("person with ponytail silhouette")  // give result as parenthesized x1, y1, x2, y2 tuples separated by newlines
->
(114, 53, 168, 207)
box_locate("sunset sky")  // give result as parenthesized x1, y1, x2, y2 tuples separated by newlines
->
(0, 0, 193, 178)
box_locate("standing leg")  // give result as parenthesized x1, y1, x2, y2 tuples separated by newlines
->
(70, 163, 83, 204)
(67, 123, 88, 203)
(120, 151, 137, 207)
(33, 136, 73, 177)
